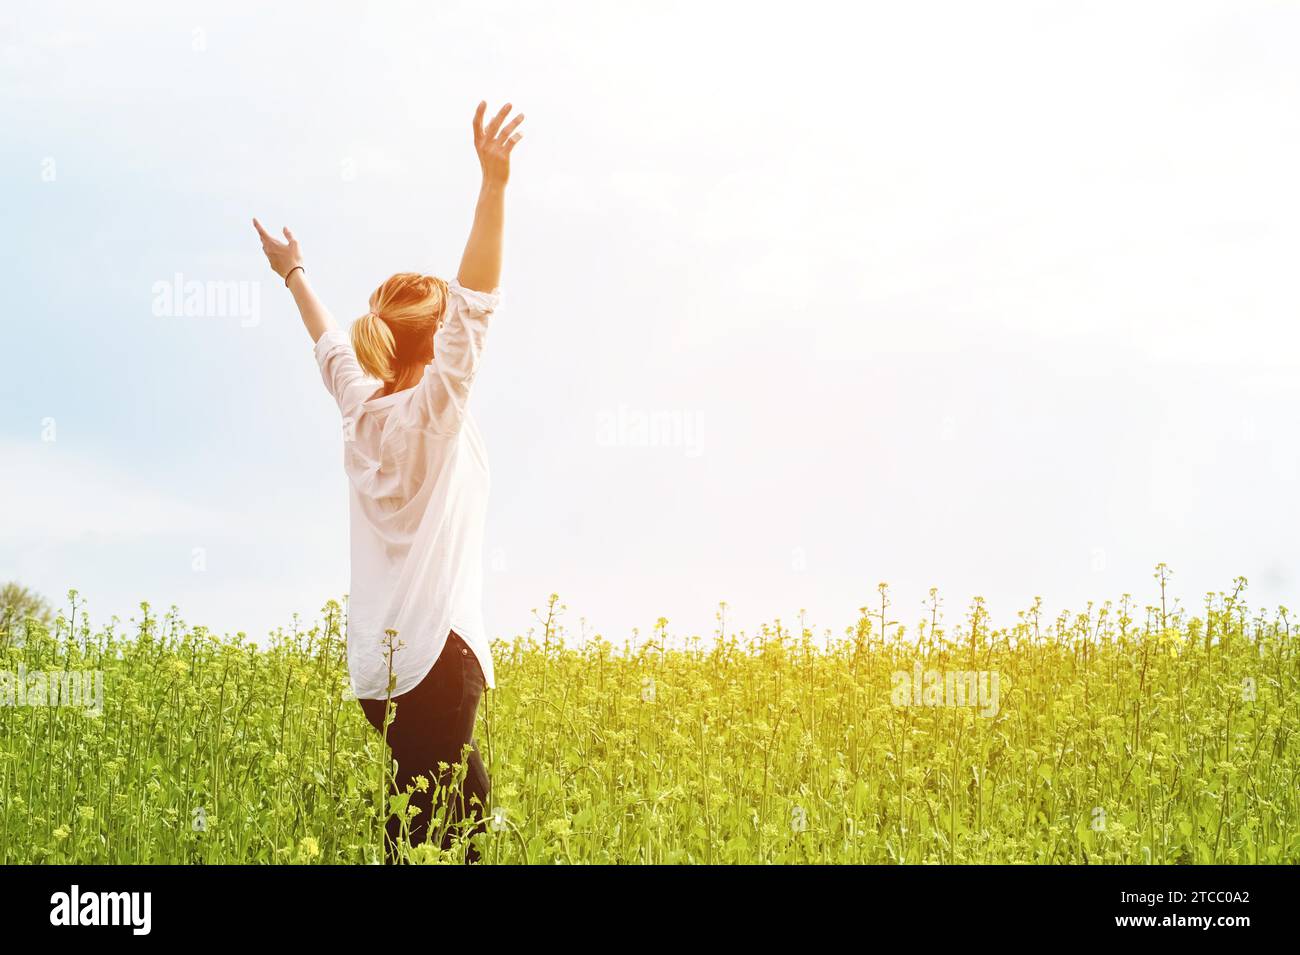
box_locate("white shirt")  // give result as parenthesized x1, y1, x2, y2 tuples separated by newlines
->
(313, 279, 498, 699)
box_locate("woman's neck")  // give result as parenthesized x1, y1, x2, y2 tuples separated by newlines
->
(383, 364, 425, 397)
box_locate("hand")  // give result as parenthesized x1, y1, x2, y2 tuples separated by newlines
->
(472, 101, 524, 186)
(252, 218, 304, 280)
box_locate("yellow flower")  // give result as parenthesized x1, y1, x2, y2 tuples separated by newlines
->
(296, 836, 321, 862)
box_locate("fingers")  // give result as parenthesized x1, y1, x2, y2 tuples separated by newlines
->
(484, 102, 512, 140)
(504, 131, 523, 154)
(497, 112, 525, 143)
(472, 100, 486, 144)
(253, 218, 296, 254)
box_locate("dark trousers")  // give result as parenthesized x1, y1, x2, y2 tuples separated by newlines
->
(359, 631, 490, 863)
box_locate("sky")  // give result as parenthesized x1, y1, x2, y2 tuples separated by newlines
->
(2, 0, 1299, 646)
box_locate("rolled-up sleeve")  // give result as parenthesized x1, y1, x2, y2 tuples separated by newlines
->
(405, 280, 499, 433)
(314, 329, 368, 414)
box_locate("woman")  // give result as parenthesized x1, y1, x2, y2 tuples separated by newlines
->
(253, 101, 524, 863)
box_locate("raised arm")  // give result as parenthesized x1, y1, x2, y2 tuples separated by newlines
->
(456, 101, 524, 293)
(252, 218, 337, 343)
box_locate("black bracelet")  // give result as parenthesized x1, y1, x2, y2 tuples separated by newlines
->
(284, 265, 305, 287)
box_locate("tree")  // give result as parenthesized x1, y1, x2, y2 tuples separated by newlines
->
(1, 582, 53, 641)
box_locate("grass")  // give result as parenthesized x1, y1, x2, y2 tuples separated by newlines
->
(1, 569, 1296, 864)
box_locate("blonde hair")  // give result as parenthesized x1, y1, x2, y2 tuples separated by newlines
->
(351, 272, 450, 382)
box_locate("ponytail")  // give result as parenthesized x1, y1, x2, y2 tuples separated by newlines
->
(351, 311, 396, 382)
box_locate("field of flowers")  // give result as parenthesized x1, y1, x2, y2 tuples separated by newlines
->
(1, 571, 1296, 864)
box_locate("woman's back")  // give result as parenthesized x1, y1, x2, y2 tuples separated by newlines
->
(314, 281, 501, 700)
